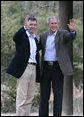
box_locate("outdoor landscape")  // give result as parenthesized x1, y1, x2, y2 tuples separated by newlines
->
(1, 1, 83, 116)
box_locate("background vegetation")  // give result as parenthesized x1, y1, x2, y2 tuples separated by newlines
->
(1, 1, 83, 114)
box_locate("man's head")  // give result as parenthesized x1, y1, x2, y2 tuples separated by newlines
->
(47, 16, 59, 34)
(27, 16, 37, 35)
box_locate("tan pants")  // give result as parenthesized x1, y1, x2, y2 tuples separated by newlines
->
(16, 64, 36, 116)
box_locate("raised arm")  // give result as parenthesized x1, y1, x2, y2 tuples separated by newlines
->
(63, 19, 76, 44)
(13, 15, 29, 43)
(67, 19, 76, 31)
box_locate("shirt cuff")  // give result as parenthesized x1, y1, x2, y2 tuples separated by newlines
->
(24, 26, 28, 30)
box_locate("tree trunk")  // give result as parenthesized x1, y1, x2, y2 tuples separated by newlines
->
(59, 1, 73, 115)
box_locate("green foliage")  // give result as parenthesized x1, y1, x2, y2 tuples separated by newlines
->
(73, 19, 83, 88)
(4, 78, 16, 100)
(1, 77, 16, 113)
(32, 94, 40, 107)
(73, 1, 83, 21)
(32, 84, 40, 107)
(1, 98, 16, 113)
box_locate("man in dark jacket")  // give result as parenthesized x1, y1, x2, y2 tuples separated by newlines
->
(6, 15, 40, 116)
(39, 16, 76, 116)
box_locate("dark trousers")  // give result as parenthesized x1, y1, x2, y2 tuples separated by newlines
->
(39, 62, 64, 116)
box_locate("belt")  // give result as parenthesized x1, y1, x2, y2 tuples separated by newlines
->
(44, 61, 58, 66)
(28, 62, 36, 66)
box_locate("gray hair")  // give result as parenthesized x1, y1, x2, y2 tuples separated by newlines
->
(47, 16, 59, 24)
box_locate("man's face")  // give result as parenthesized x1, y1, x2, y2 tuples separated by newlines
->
(27, 20, 37, 34)
(48, 18, 59, 34)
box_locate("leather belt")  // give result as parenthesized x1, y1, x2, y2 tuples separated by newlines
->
(44, 61, 58, 66)
(28, 62, 36, 65)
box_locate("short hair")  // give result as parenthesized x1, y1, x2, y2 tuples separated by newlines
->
(28, 16, 37, 22)
(47, 16, 59, 24)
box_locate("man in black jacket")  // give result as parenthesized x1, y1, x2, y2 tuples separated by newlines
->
(6, 15, 40, 116)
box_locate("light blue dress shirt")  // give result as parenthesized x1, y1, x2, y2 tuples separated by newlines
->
(26, 31, 37, 63)
(44, 31, 57, 61)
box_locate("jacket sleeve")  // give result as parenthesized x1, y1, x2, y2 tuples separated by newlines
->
(38, 35, 42, 51)
(13, 27, 26, 44)
(63, 30, 76, 44)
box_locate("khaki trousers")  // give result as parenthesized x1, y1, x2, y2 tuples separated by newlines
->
(16, 64, 36, 116)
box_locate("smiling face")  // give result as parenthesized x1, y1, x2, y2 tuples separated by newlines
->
(27, 20, 37, 35)
(48, 18, 59, 34)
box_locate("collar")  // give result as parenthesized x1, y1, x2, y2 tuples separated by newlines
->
(48, 30, 57, 36)
(26, 31, 36, 38)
